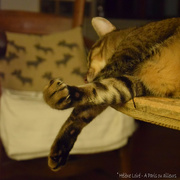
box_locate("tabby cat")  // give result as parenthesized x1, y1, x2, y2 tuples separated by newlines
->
(43, 17, 180, 171)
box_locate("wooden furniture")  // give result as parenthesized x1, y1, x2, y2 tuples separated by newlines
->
(0, 1, 85, 34)
(0, 141, 121, 180)
(128, 121, 180, 177)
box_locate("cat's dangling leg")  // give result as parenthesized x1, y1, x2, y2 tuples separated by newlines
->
(43, 76, 146, 109)
(48, 105, 107, 171)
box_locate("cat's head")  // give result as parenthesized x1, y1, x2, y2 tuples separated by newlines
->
(86, 17, 117, 83)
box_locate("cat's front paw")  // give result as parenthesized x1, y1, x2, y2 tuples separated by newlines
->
(43, 78, 71, 110)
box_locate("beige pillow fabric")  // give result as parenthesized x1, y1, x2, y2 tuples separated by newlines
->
(0, 27, 87, 91)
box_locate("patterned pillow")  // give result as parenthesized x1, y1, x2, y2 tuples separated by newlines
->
(0, 27, 87, 91)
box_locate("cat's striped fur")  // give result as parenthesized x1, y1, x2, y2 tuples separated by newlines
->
(43, 17, 180, 171)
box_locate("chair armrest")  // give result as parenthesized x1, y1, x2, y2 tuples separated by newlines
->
(0, 31, 7, 57)
(113, 97, 180, 130)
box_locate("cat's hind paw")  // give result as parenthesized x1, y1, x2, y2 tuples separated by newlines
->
(48, 148, 69, 171)
(48, 126, 79, 171)
(43, 78, 71, 110)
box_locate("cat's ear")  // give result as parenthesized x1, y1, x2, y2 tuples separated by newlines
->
(92, 17, 116, 37)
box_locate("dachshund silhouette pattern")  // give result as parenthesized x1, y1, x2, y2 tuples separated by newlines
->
(35, 43, 54, 54)
(0, 52, 18, 63)
(8, 40, 26, 53)
(12, 70, 33, 85)
(56, 54, 73, 67)
(42, 72, 54, 80)
(72, 67, 85, 78)
(58, 40, 79, 50)
(27, 56, 46, 68)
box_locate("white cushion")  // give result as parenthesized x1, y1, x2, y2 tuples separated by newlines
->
(0, 88, 137, 160)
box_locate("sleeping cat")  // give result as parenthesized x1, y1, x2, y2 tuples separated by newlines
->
(43, 17, 180, 171)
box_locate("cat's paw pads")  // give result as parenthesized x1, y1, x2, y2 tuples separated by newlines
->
(48, 148, 69, 171)
(43, 78, 71, 109)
